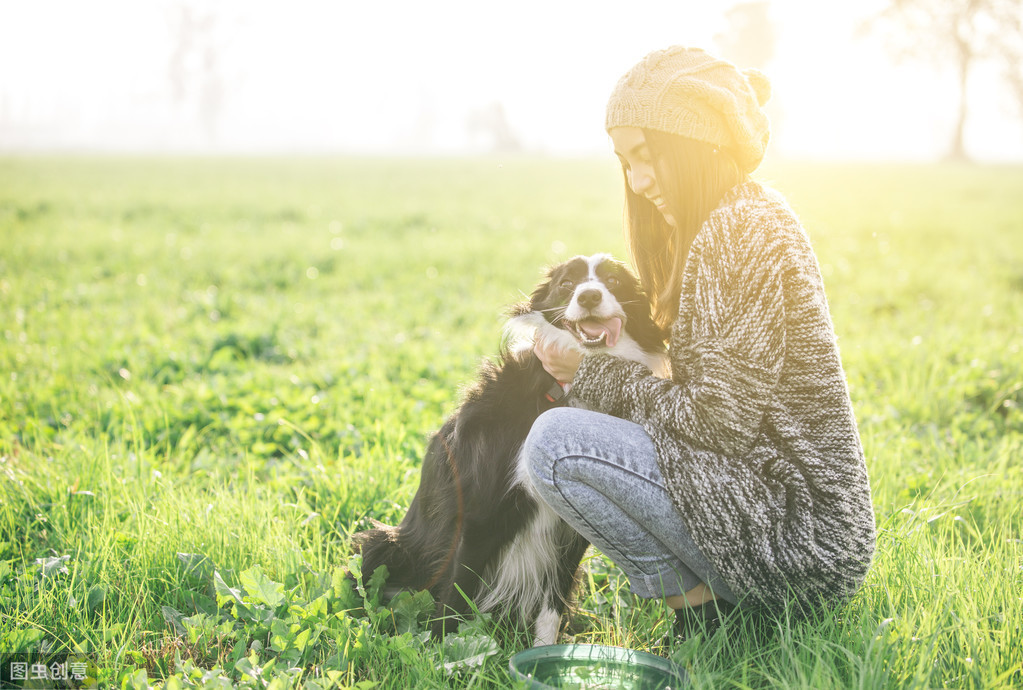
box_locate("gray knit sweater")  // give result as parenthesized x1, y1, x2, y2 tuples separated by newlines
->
(572, 181, 876, 612)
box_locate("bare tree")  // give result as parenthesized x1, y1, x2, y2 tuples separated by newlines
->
(864, 0, 1023, 161)
(715, 1, 777, 70)
(167, 1, 230, 145)
(466, 102, 522, 153)
(715, 2, 779, 148)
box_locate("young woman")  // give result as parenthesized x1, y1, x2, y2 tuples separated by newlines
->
(522, 46, 876, 640)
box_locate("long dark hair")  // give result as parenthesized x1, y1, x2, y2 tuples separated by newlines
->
(622, 130, 744, 330)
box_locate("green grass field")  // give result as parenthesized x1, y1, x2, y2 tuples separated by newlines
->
(1, 155, 1021, 689)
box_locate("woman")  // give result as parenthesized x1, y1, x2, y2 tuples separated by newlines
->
(523, 46, 876, 640)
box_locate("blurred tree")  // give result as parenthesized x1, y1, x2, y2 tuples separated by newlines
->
(466, 102, 522, 153)
(864, 0, 1023, 161)
(167, 1, 230, 145)
(715, 2, 780, 151)
(715, 1, 777, 70)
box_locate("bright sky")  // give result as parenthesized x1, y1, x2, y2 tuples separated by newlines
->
(1, 0, 1022, 161)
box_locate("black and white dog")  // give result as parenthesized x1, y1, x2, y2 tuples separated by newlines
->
(354, 254, 669, 646)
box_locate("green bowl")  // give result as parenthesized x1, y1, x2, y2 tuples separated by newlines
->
(509, 644, 688, 689)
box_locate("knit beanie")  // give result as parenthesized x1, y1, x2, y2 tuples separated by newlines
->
(606, 46, 772, 174)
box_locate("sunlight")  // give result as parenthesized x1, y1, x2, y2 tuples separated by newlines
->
(1, 0, 1020, 160)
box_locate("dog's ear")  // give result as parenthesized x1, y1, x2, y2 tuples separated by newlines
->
(530, 266, 560, 307)
(506, 267, 556, 318)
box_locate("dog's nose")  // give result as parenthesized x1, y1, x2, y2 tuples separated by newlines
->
(577, 289, 602, 309)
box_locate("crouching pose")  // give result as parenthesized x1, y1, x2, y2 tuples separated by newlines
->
(524, 45, 876, 642)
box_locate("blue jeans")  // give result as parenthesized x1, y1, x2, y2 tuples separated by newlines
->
(522, 407, 738, 604)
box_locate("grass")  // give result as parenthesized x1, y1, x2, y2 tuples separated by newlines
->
(0, 154, 1021, 688)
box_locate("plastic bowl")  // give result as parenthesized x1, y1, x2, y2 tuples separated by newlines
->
(509, 644, 688, 689)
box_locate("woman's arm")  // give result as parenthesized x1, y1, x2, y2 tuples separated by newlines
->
(572, 221, 789, 458)
(533, 331, 583, 384)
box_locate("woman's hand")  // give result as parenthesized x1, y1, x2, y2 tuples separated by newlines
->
(533, 332, 583, 383)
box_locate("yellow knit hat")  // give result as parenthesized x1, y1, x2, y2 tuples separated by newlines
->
(606, 46, 772, 174)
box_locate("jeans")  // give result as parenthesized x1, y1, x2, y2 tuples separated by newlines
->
(522, 406, 738, 604)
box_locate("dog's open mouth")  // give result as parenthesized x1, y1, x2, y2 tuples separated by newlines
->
(567, 317, 623, 348)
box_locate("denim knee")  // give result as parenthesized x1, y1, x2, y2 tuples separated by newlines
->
(523, 409, 556, 483)
(522, 407, 569, 485)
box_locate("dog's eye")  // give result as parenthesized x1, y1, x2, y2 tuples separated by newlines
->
(605, 276, 620, 288)
(559, 279, 575, 290)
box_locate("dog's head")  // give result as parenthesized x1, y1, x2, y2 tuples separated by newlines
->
(507, 254, 667, 363)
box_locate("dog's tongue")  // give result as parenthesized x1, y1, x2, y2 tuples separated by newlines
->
(579, 317, 622, 348)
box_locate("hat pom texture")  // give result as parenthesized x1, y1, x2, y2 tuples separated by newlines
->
(606, 46, 772, 174)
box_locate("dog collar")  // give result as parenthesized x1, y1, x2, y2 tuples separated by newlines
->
(544, 380, 568, 404)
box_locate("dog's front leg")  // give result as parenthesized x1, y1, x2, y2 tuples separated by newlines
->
(430, 483, 537, 638)
(430, 520, 506, 637)
(533, 529, 590, 646)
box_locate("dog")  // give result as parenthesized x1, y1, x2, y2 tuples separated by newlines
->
(353, 253, 669, 646)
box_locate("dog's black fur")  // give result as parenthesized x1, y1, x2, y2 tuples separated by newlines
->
(353, 254, 668, 645)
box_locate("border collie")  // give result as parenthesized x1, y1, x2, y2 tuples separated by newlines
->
(353, 254, 669, 646)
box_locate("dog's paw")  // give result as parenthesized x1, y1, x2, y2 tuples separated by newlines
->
(503, 312, 546, 352)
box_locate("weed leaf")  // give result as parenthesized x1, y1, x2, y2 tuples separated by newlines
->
(87, 584, 107, 611)
(121, 669, 150, 689)
(213, 570, 244, 607)
(365, 563, 389, 608)
(331, 568, 359, 610)
(161, 605, 187, 636)
(438, 632, 501, 675)
(240, 564, 286, 609)
(176, 552, 214, 582)
(1, 628, 45, 653)
(214, 569, 268, 622)
(35, 554, 70, 579)
(389, 589, 436, 635)
(346, 555, 362, 585)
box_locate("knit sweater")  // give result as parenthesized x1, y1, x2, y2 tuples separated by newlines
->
(571, 181, 876, 612)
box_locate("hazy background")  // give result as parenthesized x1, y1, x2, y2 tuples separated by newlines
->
(2, 0, 1022, 162)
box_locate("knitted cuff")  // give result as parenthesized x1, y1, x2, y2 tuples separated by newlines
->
(571, 353, 651, 416)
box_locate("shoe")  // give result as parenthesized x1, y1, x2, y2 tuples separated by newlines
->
(659, 599, 736, 649)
